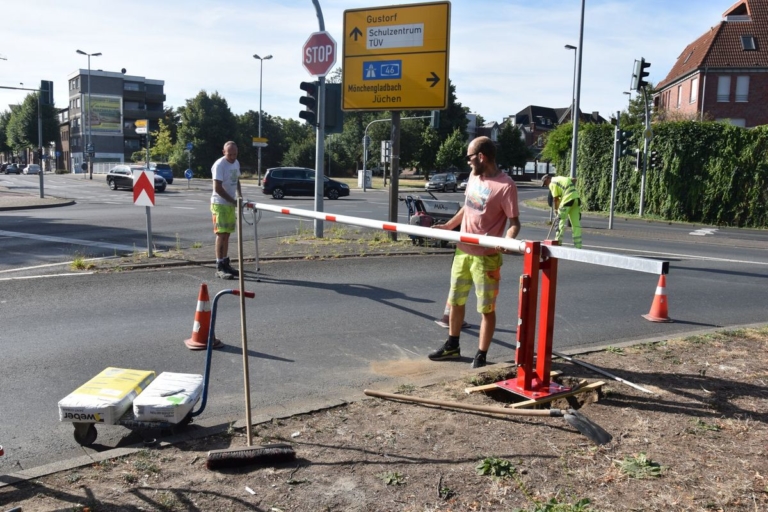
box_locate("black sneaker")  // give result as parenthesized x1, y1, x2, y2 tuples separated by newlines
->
(471, 352, 487, 369)
(223, 257, 239, 277)
(216, 264, 234, 280)
(428, 342, 460, 361)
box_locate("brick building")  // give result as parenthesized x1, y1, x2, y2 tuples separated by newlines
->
(654, 0, 768, 127)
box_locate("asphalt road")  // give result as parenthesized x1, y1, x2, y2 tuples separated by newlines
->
(2, 174, 767, 476)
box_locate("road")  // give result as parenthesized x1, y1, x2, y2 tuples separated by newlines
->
(1, 173, 767, 475)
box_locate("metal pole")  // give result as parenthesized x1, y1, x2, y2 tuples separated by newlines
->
(146, 134, 153, 257)
(569, 0, 586, 179)
(639, 87, 650, 217)
(37, 93, 45, 198)
(258, 58, 263, 186)
(609, 111, 620, 229)
(87, 55, 92, 180)
(362, 134, 368, 192)
(312, 0, 326, 239)
(388, 112, 400, 242)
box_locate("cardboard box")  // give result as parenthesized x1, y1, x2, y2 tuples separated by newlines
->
(58, 367, 155, 425)
(132, 372, 203, 423)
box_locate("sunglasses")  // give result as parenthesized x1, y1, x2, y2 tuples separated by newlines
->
(466, 151, 480, 161)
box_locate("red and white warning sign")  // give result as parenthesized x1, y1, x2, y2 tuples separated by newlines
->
(133, 170, 155, 207)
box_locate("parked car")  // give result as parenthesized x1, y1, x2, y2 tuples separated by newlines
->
(4, 164, 20, 175)
(425, 173, 457, 192)
(458, 178, 468, 191)
(262, 167, 350, 200)
(149, 162, 174, 184)
(23, 164, 41, 175)
(106, 164, 167, 193)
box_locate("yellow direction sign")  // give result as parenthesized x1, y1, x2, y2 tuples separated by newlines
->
(252, 136, 268, 148)
(342, 1, 450, 111)
(134, 119, 148, 135)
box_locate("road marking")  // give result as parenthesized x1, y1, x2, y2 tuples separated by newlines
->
(586, 244, 768, 266)
(0, 229, 137, 252)
(171, 207, 196, 210)
(0, 272, 95, 281)
(690, 228, 718, 236)
(0, 256, 114, 274)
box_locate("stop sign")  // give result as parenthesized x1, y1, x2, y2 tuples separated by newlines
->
(302, 31, 337, 77)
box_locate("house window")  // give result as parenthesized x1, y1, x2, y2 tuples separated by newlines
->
(717, 118, 746, 127)
(741, 35, 756, 50)
(717, 76, 731, 102)
(690, 77, 698, 103)
(677, 85, 682, 108)
(736, 76, 749, 102)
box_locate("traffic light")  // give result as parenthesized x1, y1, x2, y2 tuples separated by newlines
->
(40, 80, 54, 106)
(631, 58, 651, 90)
(618, 130, 633, 156)
(139, 134, 147, 148)
(430, 110, 440, 129)
(299, 81, 318, 127)
(324, 83, 344, 134)
(627, 148, 642, 171)
(649, 150, 659, 169)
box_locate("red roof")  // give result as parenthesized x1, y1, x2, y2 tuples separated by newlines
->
(657, 0, 768, 89)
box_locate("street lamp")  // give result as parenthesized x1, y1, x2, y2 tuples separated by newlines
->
(76, 49, 101, 179)
(567, 0, 585, 179)
(564, 43, 578, 178)
(623, 91, 632, 107)
(253, 53, 272, 186)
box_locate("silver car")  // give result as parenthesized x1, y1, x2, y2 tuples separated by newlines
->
(23, 164, 41, 175)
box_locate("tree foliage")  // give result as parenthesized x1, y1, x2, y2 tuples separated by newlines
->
(5, 94, 58, 154)
(435, 129, 467, 171)
(496, 123, 530, 170)
(176, 91, 237, 178)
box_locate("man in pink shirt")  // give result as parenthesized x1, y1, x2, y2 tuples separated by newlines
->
(430, 136, 521, 368)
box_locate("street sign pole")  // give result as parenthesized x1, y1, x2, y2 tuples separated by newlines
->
(146, 133, 153, 257)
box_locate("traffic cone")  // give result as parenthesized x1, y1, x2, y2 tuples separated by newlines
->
(642, 275, 673, 323)
(184, 283, 223, 350)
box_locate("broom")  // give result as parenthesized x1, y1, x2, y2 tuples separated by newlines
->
(206, 196, 295, 470)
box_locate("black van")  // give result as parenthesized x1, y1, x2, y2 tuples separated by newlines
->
(262, 167, 350, 200)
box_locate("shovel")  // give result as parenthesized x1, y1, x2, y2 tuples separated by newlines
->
(364, 389, 612, 446)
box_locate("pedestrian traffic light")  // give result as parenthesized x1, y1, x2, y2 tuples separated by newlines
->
(631, 58, 651, 90)
(299, 81, 318, 127)
(139, 134, 147, 148)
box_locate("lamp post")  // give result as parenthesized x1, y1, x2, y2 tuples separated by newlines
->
(253, 53, 272, 186)
(76, 49, 101, 180)
(567, 0, 585, 179)
(564, 43, 578, 178)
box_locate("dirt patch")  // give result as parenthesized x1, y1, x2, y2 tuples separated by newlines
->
(3, 328, 768, 511)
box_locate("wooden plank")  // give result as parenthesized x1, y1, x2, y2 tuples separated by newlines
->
(464, 370, 562, 394)
(505, 381, 605, 409)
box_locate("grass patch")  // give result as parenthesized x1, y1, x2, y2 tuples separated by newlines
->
(616, 452, 663, 479)
(70, 254, 96, 271)
(396, 384, 416, 394)
(378, 471, 405, 485)
(476, 457, 516, 478)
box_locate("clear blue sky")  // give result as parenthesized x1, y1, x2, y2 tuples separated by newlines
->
(1, 0, 724, 125)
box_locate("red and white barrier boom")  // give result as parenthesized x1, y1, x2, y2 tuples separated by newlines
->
(246, 202, 669, 400)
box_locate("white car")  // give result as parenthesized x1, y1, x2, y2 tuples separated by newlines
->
(23, 164, 41, 175)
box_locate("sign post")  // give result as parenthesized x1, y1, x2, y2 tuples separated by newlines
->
(302, 30, 337, 238)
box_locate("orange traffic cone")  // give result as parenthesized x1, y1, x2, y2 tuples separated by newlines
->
(642, 275, 672, 323)
(184, 284, 223, 350)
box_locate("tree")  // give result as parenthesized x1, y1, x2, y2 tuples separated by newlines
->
(496, 123, 530, 170)
(435, 128, 467, 171)
(176, 91, 237, 177)
(0, 110, 11, 155)
(5, 93, 58, 156)
(620, 83, 656, 126)
(415, 126, 440, 176)
(130, 118, 175, 163)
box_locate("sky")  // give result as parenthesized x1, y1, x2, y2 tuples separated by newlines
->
(1, 0, 726, 126)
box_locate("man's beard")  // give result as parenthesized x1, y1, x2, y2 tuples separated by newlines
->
(472, 164, 488, 176)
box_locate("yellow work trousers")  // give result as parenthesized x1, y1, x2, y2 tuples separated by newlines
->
(556, 199, 582, 248)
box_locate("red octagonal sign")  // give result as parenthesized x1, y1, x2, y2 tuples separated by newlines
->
(302, 31, 337, 77)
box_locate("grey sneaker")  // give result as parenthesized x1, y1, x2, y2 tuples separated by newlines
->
(471, 352, 487, 369)
(216, 264, 234, 280)
(428, 342, 460, 361)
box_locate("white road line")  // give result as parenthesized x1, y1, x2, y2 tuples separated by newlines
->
(586, 243, 768, 266)
(0, 272, 95, 281)
(689, 228, 718, 236)
(0, 256, 114, 274)
(0, 229, 137, 252)
(171, 207, 196, 210)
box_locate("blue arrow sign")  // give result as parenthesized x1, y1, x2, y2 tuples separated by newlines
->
(184, 169, 193, 180)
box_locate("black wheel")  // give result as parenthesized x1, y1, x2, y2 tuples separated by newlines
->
(272, 187, 285, 199)
(327, 188, 340, 200)
(156, 185, 166, 193)
(73, 423, 98, 446)
(108, 179, 117, 190)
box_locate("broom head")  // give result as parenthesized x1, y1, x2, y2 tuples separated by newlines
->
(206, 443, 296, 470)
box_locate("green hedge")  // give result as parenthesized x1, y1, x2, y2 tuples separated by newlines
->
(545, 121, 768, 228)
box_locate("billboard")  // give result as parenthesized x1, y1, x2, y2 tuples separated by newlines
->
(84, 95, 122, 134)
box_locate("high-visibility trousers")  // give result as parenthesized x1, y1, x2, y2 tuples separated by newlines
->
(556, 199, 582, 248)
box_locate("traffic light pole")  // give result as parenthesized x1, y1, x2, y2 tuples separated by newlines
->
(639, 86, 650, 217)
(311, 0, 326, 238)
(609, 111, 620, 230)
